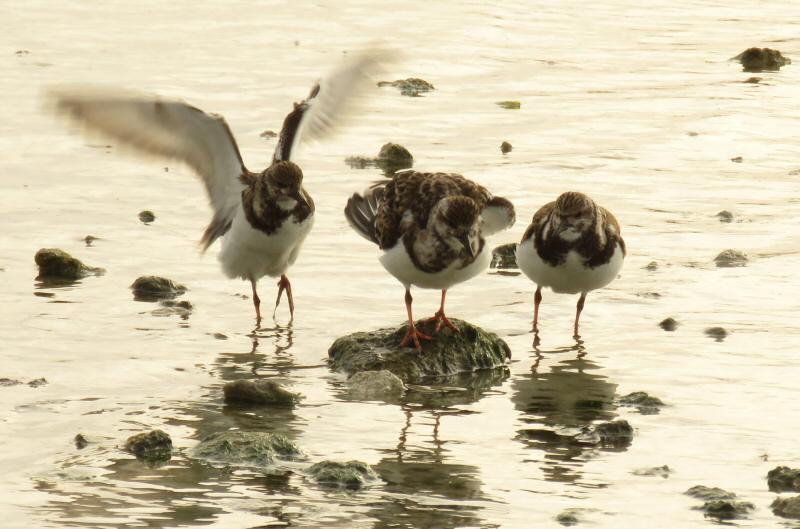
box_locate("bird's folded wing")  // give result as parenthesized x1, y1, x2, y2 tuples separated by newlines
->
(49, 87, 248, 232)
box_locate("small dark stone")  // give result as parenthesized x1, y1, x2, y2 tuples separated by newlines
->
(618, 391, 665, 414)
(84, 235, 99, 246)
(490, 243, 518, 269)
(716, 210, 734, 223)
(223, 379, 302, 407)
(328, 319, 510, 384)
(259, 130, 277, 139)
(496, 101, 521, 109)
(578, 420, 634, 447)
(35, 248, 104, 281)
(659, 317, 678, 331)
(632, 465, 672, 478)
(730, 156, 743, 163)
(15, 50, 30, 55)
(772, 496, 800, 519)
(193, 431, 302, 467)
(555, 509, 582, 526)
(500, 141, 513, 154)
(685, 485, 737, 501)
(74, 434, 89, 449)
(306, 460, 377, 490)
(644, 261, 659, 271)
(213, 332, 228, 340)
(768, 466, 800, 492)
(377, 78, 434, 97)
(744, 76, 762, 84)
(734, 47, 791, 72)
(138, 210, 156, 223)
(714, 249, 748, 268)
(697, 499, 754, 520)
(28, 377, 47, 388)
(0, 378, 23, 387)
(124, 430, 172, 461)
(687, 131, 699, 136)
(130, 276, 187, 302)
(705, 327, 728, 341)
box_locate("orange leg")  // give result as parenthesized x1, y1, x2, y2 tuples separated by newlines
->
(250, 278, 261, 324)
(533, 286, 542, 333)
(274, 274, 295, 319)
(423, 289, 460, 333)
(399, 288, 431, 352)
(573, 292, 587, 337)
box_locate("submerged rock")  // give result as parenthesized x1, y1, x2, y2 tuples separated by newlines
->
(259, 129, 277, 139)
(346, 142, 413, 173)
(555, 509, 580, 526)
(577, 420, 634, 448)
(731, 156, 743, 163)
(306, 460, 378, 490)
(734, 47, 791, 72)
(685, 485, 737, 501)
(124, 430, 172, 461)
(28, 377, 47, 388)
(705, 327, 728, 342)
(0, 378, 22, 387)
(152, 299, 193, 318)
(496, 100, 521, 109)
(772, 496, 800, 519)
(328, 319, 511, 383)
(84, 235, 99, 246)
(632, 465, 672, 478)
(377, 77, 434, 97)
(35, 248, 104, 281)
(223, 379, 301, 407)
(767, 466, 800, 492)
(659, 317, 678, 331)
(697, 499, 755, 520)
(130, 276, 187, 301)
(744, 76, 762, 84)
(193, 431, 301, 467)
(74, 433, 89, 449)
(618, 391, 665, 414)
(347, 370, 406, 399)
(644, 261, 659, 271)
(500, 141, 513, 154)
(716, 210, 734, 223)
(490, 243, 518, 269)
(138, 210, 156, 223)
(715, 249, 748, 267)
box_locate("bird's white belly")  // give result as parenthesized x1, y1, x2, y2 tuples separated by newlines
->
(379, 243, 491, 290)
(516, 239, 624, 295)
(219, 208, 314, 281)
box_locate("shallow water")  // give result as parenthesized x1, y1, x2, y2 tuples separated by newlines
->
(3, 1, 800, 527)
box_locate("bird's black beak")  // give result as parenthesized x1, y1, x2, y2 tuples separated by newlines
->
(291, 189, 309, 208)
(459, 234, 475, 258)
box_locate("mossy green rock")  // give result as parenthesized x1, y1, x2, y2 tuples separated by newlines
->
(618, 391, 665, 414)
(223, 379, 302, 407)
(124, 429, 172, 461)
(697, 499, 754, 520)
(328, 319, 510, 383)
(193, 431, 301, 467)
(377, 78, 434, 97)
(130, 275, 187, 301)
(734, 47, 790, 72)
(496, 100, 521, 109)
(685, 485, 737, 501)
(768, 466, 800, 492)
(345, 142, 413, 173)
(307, 460, 378, 490)
(490, 243, 518, 269)
(35, 248, 104, 280)
(347, 370, 406, 399)
(772, 496, 800, 519)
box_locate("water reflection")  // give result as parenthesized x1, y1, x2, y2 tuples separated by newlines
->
(512, 352, 621, 485)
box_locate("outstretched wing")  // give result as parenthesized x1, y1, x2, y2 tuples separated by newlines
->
(49, 86, 248, 250)
(274, 48, 394, 163)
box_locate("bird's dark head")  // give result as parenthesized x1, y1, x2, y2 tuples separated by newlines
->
(553, 191, 596, 239)
(433, 196, 482, 257)
(261, 161, 308, 208)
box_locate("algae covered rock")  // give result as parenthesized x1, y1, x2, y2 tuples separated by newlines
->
(124, 430, 172, 461)
(328, 319, 510, 383)
(577, 419, 634, 448)
(714, 249, 748, 267)
(697, 499, 754, 520)
(767, 466, 800, 492)
(685, 485, 737, 501)
(716, 210, 734, 223)
(618, 391, 665, 414)
(659, 317, 678, 331)
(490, 243, 518, 269)
(772, 496, 800, 519)
(306, 460, 378, 490)
(223, 379, 302, 407)
(378, 77, 434, 97)
(705, 326, 728, 342)
(632, 465, 672, 478)
(347, 370, 406, 399)
(500, 141, 513, 154)
(345, 142, 413, 173)
(138, 210, 156, 223)
(496, 100, 521, 109)
(35, 248, 104, 281)
(734, 47, 791, 72)
(193, 431, 301, 467)
(130, 275, 187, 301)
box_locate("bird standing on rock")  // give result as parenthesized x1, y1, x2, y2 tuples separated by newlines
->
(345, 170, 515, 351)
(516, 191, 625, 338)
(50, 49, 390, 323)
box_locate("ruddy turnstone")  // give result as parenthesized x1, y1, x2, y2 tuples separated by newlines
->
(516, 191, 625, 337)
(345, 170, 515, 351)
(50, 49, 389, 322)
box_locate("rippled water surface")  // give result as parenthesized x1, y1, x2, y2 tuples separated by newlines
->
(3, 1, 800, 527)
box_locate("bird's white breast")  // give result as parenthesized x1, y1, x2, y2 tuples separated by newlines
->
(516, 238, 624, 295)
(379, 242, 491, 290)
(219, 205, 314, 281)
